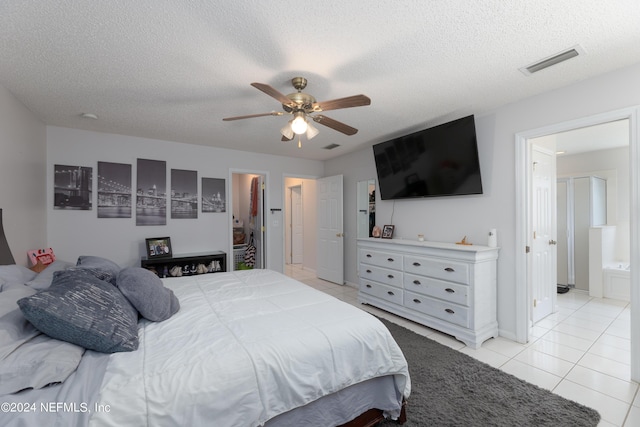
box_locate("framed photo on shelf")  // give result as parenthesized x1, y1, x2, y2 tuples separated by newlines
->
(382, 225, 395, 239)
(145, 237, 172, 259)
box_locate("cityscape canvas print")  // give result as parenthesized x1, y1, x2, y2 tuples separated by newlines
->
(98, 161, 132, 218)
(171, 169, 198, 219)
(136, 158, 167, 226)
(53, 164, 92, 210)
(201, 177, 226, 213)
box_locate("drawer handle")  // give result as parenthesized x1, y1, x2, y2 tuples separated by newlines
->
(366, 254, 372, 258)
(387, 257, 394, 262)
(366, 284, 372, 288)
(445, 288, 455, 293)
(387, 291, 395, 296)
(413, 280, 421, 285)
(444, 267, 455, 272)
(445, 308, 455, 314)
(412, 262, 421, 267)
(413, 298, 421, 304)
(366, 269, 372, 273)
(387, 274, 394, 279)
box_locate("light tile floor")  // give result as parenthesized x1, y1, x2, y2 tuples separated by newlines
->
(285, 264, 637, 427)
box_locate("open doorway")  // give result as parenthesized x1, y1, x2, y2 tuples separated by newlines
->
(515, 108, 637, 365)
(529, 120, 629, 302)
(231, 172, 266, 271)
(283, 176, 318, 278)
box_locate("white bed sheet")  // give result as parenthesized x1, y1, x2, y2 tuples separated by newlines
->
(90, 269, 410, 427)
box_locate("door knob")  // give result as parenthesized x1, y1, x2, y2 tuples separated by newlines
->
(336, 232, 344, 237)
(549, 239, 557, 245)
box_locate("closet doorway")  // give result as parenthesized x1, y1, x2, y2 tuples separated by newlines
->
(231, 172, 266, 270)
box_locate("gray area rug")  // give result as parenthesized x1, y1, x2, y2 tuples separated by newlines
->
(377, 318, 601, 427)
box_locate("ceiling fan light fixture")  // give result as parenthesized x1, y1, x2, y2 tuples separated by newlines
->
(280, 121, 294, 140)
(306, 121, 319, 139)
(291, 112, 308, 135)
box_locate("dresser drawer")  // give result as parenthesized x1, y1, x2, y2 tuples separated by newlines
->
(404, 274, 469, 306)
(359, 248, 403, 270)
(404, 255, 469, 285)
(404, 291, 469, 328)
(359, 263, 403, 287)
(360, 280, 403, 305)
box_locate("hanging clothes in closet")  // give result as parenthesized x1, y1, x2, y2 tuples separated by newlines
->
(249, 176, 259, 228)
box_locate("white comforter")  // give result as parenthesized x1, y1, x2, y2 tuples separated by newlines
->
(90, 270, 410, 427)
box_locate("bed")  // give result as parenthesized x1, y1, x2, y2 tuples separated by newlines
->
(0, 259, 410, 427)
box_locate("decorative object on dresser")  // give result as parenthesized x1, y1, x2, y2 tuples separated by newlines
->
(357, 238, 499, 348)
(381, 225, 395, 239)
(455, 235, 472, 245)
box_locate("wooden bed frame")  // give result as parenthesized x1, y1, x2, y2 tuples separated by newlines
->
(338, 400, 407, 427)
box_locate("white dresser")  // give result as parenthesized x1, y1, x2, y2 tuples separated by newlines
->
(357, 238, 499, 348)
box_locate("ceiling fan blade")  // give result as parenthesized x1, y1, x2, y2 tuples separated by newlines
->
(281, 135, 293, 141)
(251, 82, 297, 108)
(222, 111, 283, 121)
(312, 115, 358, 135)
(312, 94, 371, 112)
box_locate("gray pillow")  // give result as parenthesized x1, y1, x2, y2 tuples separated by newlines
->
(116, 267, 180, 322)
(76, 256, 121, 284)
(17, 269, 139, 353)
(25, 260, 74, 290)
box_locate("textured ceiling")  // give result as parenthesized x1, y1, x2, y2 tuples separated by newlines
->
(1, 1, 639, 161)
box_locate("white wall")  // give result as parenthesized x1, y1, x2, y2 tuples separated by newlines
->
(326, 61, 640, 340)
(46, 126, 324, 269)
(0, 84, 47, 265)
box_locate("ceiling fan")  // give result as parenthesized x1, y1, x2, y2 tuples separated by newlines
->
(223, 77, 371, 147)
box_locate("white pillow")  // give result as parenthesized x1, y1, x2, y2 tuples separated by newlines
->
(25, 260, 74, 290)
(0, 265, 37, 291)
(0, 285, 84, 395)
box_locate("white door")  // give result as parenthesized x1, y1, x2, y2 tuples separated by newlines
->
(291, 185, 303, 264)
(256, 175, 265, 268)
(531, 145, 557, 323)
(556, 179, 569, 286)
(317, 175, 344, 284)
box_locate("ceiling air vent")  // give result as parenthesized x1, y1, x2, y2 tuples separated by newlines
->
(520, 45, 584, 76)
(323, 143, 340, 150)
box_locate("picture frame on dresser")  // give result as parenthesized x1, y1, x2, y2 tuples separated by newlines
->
(382, 225, 394, 239)
(145, 237, 172, 259)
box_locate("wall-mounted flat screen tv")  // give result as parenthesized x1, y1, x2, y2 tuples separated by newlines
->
(373, 115, 483, 200)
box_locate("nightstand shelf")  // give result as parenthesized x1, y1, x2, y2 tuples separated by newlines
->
(141, 251, 226, 278)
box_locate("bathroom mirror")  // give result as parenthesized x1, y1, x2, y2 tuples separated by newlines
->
(357, 179, 376, 238)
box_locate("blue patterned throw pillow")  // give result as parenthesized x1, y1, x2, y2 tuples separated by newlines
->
(76, 255, 121, 284)
(17, 269, 139, 353)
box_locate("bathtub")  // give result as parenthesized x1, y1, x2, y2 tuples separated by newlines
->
(603, 264, 630, 302)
